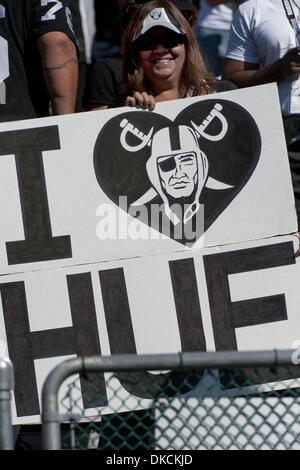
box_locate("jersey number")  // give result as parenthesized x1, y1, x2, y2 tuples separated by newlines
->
(41, 0, 63, 21)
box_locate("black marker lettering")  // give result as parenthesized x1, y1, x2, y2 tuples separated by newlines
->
(99, 267, 203, 399)
(1, 273, 106, 417)
(0, 126, 72, 264)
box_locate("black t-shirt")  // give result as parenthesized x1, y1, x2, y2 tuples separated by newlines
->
(83, 55, 124, 109)
(83, 55, 236, 110)
(0, 0, 77, 122)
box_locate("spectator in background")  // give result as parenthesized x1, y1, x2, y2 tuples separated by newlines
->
(82, 0, 197, 111)
(195, 1, 236, 77)
(92, 0, 124, 60)
(223, 0, 300, 227)
(0, 0, 78, 123)
(205, 0, 243, 8)
(69, 0, 96, 112)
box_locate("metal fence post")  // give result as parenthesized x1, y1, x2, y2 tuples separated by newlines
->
(42, 357, 85, 450)
(0, 357, 14, 450)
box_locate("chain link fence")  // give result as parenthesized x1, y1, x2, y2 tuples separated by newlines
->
(0, 357, 14, 450)
(41, 350, 300, 450)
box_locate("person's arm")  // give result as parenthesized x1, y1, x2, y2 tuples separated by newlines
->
(37, 31, 78, 115)
(223, 46, 300, 88)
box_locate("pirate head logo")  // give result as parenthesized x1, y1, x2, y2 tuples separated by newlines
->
(94, 99, 261, 246)
(148, 126, 206, 225)
(132, 124, 233, 227)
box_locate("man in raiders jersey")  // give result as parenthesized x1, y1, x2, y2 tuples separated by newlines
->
(0, 0, 79, 122)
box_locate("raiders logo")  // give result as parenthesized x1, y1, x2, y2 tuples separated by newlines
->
(150, 10, 162, 20)
(94, 100, 261, 246)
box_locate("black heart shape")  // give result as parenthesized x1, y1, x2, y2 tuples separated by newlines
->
(94, 99, 261, 246)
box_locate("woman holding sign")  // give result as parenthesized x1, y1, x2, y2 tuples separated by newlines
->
(120, 0, 235, 109)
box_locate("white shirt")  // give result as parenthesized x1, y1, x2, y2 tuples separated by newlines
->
(197, 1, 233, 31)
(226, 0, 300, 115)
(79, 0, 96, 64)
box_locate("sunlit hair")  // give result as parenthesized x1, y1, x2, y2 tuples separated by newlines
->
(122, 0, 217, 98)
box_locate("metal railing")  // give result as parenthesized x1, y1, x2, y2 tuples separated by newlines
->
(41, 350, 300, 450)
(0, 357, 14, 450)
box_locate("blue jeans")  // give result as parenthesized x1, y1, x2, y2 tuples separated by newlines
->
(195, 26, 230, 77)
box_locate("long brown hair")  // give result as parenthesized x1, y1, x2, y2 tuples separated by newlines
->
(122, 0, 217, 98)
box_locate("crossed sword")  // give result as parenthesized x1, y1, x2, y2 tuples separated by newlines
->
(119, 103, 233, 207)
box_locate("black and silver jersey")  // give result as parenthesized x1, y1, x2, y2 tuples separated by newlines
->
(0, 0, 77, 122)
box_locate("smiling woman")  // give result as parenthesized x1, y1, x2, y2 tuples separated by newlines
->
(137, 26, 186, 100)
(121, 0, 235, 109)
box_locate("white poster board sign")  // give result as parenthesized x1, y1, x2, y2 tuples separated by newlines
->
(0, 83, 299, 425)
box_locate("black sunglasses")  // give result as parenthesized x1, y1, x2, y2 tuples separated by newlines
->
(135, 31, 185, 51)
